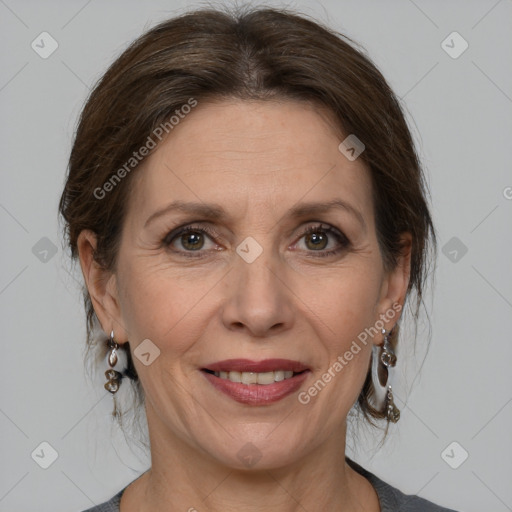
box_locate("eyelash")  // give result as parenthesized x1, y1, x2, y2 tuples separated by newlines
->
(163, 223, 350, 259)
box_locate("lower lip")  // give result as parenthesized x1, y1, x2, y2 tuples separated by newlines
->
(201, 370, 310, 405)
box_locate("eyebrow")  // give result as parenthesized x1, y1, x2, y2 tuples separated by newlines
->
(144, 198, 367, 232)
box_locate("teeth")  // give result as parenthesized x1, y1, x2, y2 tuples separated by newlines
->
(256, 371, 275, 385)
(213, 370, 295, 385)
(274, 370, 285, 382)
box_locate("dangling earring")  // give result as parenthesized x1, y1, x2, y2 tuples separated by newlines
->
(371, 328, 400, 423)
(104, 330, 122, 394)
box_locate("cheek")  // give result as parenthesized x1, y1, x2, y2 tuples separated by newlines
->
(116, 259, 173, 338)
(315, 266, 382, 341)
(116, 257, 214, 355)
(294, 271, 381, 427)
(308, 266, 381, 397)
(116, 265, 206, 404)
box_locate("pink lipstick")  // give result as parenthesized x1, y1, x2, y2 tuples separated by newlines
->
(201, 359, 310, 405)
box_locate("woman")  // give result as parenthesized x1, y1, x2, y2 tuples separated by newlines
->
(60, 6, 459, 512)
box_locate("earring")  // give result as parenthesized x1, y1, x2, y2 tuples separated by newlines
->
(104, 330, 123, 394)
(371, 328, 400, 423)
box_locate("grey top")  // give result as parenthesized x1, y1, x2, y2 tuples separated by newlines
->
(80, 457, 459, 511)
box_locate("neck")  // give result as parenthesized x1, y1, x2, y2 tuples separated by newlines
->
(122, 403, 380, 512)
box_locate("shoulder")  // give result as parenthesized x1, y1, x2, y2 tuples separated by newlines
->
(79, 487, 125, 512)
(345, 457, 461, 512)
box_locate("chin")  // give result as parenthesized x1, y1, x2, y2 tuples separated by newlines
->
(205, 435, 305, 472)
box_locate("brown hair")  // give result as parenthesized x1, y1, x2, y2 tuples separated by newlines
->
(59, 5, 436, 437)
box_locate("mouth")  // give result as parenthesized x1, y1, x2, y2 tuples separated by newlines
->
(201, 368, 307, 385)
(200, 359, 310, 405)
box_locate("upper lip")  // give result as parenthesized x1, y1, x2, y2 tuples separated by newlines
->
(202, 359, 309, 373)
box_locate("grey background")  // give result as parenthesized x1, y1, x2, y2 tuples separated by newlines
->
(1, 0, 511, 511)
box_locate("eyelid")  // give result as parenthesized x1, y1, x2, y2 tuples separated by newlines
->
(164, 221, 350, 258)
(164, 221, 346, 241)
(163, 223, 220, 244)
(292, 223, 350, 252)
(298, 222, 347, 239)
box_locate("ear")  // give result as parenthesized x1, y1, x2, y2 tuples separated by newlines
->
(375, 232, 412, 333)
(77, 230, 129, 343)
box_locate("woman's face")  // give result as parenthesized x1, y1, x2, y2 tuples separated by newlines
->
(82, 99, 410, 470)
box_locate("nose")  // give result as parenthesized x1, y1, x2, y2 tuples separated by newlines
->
(221, 248, 295, 338)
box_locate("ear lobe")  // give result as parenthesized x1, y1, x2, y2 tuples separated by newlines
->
(77, 230, 128, 342)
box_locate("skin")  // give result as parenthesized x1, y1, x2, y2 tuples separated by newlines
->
(78, 99, 411, 512)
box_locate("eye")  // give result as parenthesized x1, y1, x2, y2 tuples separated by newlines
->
(164, 225, 219, 256)
(294, 223, 350, 257)
(163, 222, 350, 259)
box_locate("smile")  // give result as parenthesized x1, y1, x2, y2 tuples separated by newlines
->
(207, 369, 298, 385)
(200, 359, 310, 405)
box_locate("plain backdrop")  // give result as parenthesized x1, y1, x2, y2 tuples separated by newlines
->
(1, 0, 511, 511)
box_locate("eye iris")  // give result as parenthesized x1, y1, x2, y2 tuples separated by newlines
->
(173, 227, 336, 253)
(182, 232, 204, 250)
(305, 231, 327, 250)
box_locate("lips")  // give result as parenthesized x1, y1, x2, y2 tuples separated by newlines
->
(202, 358, 309, 373)
(200, 359, 310, 405)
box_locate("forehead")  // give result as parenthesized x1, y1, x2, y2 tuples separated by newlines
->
(127, 99, 374, 227)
